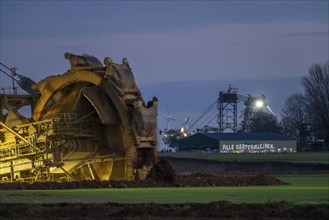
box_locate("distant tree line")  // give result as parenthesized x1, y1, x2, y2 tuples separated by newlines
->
(282, 61, 329, 151)
(239, 61, 329, 151)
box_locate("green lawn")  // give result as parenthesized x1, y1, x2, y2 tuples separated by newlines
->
(278, 174, 329, 187)
(1, 174, 328, 205)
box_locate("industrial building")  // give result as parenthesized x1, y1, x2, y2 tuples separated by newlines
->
(177, 132, 296, 153)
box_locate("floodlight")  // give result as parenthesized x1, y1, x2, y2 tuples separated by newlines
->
(255, 100, 264, 109)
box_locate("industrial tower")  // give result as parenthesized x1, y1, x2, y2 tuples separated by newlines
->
(217, 85, 238, 133)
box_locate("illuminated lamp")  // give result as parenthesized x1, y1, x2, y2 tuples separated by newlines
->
(255, 100, 264, 109)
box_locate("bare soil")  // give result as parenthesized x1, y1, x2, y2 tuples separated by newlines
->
(1, 201, 328, 220)
(0, 173, 286, 190)
(0, 159, 286, 190)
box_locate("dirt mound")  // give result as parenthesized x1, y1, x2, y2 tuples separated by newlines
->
(146, 158, 176, 183)
(0, 173, 286, 190)
(1, 202, 328, 220)
(0, 159, 287, 190)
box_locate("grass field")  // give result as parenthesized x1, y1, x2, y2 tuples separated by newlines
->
(160, 152, 329, 164)
(1, 174, 328, 205)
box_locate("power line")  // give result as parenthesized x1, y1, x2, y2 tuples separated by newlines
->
(0, 69, 17, 81)
(189, 100, 217, 131)
(0, 62, 37, 95)
(0, 62, 13, 71)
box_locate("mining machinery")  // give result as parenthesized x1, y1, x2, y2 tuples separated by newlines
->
(0, 53, 158, 183)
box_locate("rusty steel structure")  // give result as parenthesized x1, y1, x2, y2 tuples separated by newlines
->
(0, 53, 158, 183)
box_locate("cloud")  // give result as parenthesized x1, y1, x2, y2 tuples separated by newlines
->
(95, 22, 328, 83)
(1, 1, 328, 40)
(284, 31, 329, 37)
(48, 46, 91, 50)
(1, 21, 327, 85)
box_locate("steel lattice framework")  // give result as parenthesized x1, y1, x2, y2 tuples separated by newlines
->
(0, 53, 158, 183)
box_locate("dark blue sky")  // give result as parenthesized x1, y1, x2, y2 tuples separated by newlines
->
(1, 1, 328, 84)
(0, 1, 328, 146)
(2, 1, 327, 38)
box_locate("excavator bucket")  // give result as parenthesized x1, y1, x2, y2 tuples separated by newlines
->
(0, 53, 158, 182)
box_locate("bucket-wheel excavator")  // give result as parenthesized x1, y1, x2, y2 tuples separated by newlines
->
(0, 53, 158, 182)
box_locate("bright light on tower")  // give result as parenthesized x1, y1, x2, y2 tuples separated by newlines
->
(180, 127, 187, 137)
(255, 100, 264, 109)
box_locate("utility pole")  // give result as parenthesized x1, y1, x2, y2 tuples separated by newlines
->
(11, 67, 17, 94)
